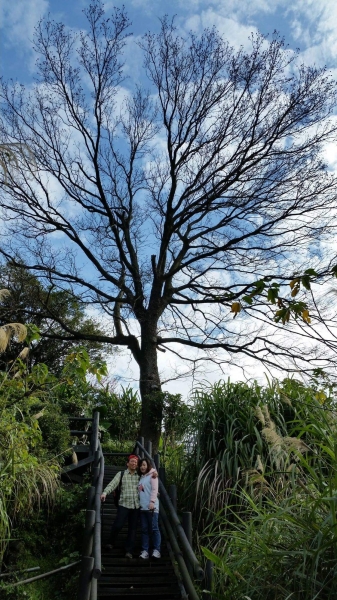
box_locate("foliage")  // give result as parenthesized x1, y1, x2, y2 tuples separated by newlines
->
(38, 408, 71, 458)
(0, 264, 114, 375)
(0, 482, 86, 599)
(182, 379, 335, 516)
(0, 327, 109, 567)
(0, 289, 110, 593)
(98, 389, 191, 451)
(0, 407, 59, 563)
(203, 480, 337, 599)
(98, 386, 141, 443)
(161, 393, 191, 450)
(201, 400, 337, 599)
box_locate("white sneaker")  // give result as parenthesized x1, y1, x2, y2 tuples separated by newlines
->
(139, 550, 149, 559)
(152, 549, 161, 559)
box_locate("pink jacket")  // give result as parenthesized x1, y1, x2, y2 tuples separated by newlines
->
(138, 468, 159, 510)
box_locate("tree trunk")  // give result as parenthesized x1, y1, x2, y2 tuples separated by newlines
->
(139, 320, 162, 451)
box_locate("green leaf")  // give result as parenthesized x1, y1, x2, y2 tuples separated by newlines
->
(201, 547, 236, 581)
(301, 275, 311, 290)
(251, 280, 265, 296)
(25, 323, 41, 343)
(268, 287, 279, 303)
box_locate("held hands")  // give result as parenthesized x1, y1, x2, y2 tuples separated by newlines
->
(100, 493, 106, 502)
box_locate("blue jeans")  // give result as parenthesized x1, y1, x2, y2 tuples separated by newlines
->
(140, 510, 161, 553)
(109, 505, 139, 553)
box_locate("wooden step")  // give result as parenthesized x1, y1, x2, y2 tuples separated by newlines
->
(101, 566, 175, 574)
(100, 576, 177, 585)
(101, 557, 172, 565)
(98, 587, 180, 597)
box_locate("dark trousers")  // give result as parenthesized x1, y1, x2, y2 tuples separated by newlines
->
(110, 505, 139, 553)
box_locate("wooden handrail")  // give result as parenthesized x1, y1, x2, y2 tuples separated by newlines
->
(77, 411, 102, 600)
(135, 439, 204, 598)
(62, 455, 95, 474)
(67, 417, 94, 421)
(0, 566, 40, 579)
(3, 561, 80, 588)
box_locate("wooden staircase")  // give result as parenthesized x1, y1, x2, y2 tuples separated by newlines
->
(98, 465, 183, 599)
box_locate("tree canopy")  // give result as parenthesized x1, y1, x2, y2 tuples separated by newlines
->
(0, 264, 113, 374)
(1, 0, 337, 444)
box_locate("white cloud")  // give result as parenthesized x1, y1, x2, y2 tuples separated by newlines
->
(285, 0, 337, 66)
(180, 0, 337, 69)
(183, 9, 260, 50)
(0, 0, 49, 52)
(179, 0, 278, 19)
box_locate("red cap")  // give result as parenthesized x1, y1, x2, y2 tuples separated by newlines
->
(128, 454, 138, 461)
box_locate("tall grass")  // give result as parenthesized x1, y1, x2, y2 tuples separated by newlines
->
(182, 380, 289, 519)
(203, 445, 337, 599)
(183, 379, 335, 508)
(181, 378, 337, 599)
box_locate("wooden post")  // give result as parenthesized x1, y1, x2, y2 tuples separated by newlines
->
(90, 576, 97, 600)
(86, 486, 95, 511)
(154, 453, 160, 470)
(159, 466, 166, 488)
(169, 484, 177, 512)
(77, 556, 94, 600)
(182, 512, 193, 577)
(139, 437, 144, 458)
(158, 481, 204, 581)
(202, 560, 213, 600)
(90, 412, 100, 455)
(92, 522, 102, 579)
(91, 450, 100, 486)
(82, 510, 95, 557)
(160, 505, 200, 600)
(182, 512, 192, 544)
(145, 440, 152, 458)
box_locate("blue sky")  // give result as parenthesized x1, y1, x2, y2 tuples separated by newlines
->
(1, 0, 337, 394)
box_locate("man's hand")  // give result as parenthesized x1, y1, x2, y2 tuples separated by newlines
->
(149, 501, 155, 511)
(151, 470, 158, 479)
(100, 493, 107, 502)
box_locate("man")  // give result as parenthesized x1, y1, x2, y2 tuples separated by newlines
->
(101, 454, 156, 559)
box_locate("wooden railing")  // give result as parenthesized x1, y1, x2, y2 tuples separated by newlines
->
(135, 439, 206, 600)
(77, 411, 103, 600)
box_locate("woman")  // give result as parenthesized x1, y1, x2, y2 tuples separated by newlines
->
(138, 457, 161, 559)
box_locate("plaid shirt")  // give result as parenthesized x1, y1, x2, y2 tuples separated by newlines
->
(103, 469, 140, 509)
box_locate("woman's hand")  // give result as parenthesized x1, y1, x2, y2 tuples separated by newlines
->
(149, 501, 155, 510)
(100, 493, 107, 502)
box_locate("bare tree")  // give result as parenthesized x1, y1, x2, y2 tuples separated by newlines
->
(1, 1, 337, 445)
